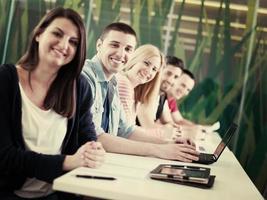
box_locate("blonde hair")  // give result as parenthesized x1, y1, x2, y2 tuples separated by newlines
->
(123, 44, 165, 105)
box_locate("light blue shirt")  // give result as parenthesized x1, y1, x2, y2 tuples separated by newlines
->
(82, 56, 135, 138)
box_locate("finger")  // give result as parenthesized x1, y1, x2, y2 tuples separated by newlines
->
(176, 156, 193, 163)
(85, 148, 106, 157)
(177, 143, 197, 150)
(90, 141, 98, 149)
(177, 151, 199, 162)
(86, 160, 98, 168)
(173, 138, 184, 144)
(185, 139, 196, 147)
(84, 151, 105, 162)
(181, 151, 200, 162)
(86, 156, 105, 165)
(173, 124, 181, 130)
(181, 145, 200, 154)
(94, 142, 104, 150)
(86, 160, 104, 168)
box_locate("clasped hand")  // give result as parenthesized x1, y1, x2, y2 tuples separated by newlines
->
(63, 141, 105, 171)
(78, 141, 106, 168)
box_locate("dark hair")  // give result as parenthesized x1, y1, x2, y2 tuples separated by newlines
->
(100, 22, 137, 42)
(17, 7, 86, 118)
(165, 55, 184, 69)
(182, 69, 195, 80)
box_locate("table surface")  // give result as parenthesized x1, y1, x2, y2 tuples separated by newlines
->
(53, 133, 264, 200)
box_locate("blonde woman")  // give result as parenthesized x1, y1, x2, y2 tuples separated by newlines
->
(117, 44, 180, 140)
(117, 44, 163, 124)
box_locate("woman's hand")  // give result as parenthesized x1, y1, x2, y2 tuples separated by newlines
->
(80, 141, 106, 168)
(63, 141, 105, 171)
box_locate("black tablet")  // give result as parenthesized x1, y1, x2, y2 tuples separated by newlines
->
(150, 164, 211, 185)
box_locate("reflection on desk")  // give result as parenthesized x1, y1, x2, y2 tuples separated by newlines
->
(53, 133, 264, 200)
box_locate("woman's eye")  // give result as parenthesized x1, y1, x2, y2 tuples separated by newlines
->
(70, 40, 78, 47)
(125, 47, 132, 53)
(52, 31, 62, 37)
(153, 67, 158, 72)
(144, 61, 149, 66)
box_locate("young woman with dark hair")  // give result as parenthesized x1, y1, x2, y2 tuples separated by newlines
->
(0, 7, 105, 200)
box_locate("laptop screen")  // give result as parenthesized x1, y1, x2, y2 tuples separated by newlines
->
(213, 123, 238, 159)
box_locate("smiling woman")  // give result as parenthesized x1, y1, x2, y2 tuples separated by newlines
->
(117, 44, 164, 125)
(0, 7, 105, 200)
(35, 18, 79, 72)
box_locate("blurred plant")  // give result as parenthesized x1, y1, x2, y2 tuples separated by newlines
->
(178, 0, 267, 193)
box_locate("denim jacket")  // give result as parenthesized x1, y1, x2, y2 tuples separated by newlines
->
(82, 56, 134, 138)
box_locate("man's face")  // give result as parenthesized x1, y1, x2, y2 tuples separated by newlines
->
(96, 30, 137, 78)
(171, 74, 195, 100)
(160, 64, 183, 93)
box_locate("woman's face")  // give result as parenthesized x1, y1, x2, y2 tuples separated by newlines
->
(127, 55, 161, 85)
(35, 17, 79, 71)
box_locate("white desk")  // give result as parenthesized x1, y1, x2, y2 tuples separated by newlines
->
(53, 133, 263, 200)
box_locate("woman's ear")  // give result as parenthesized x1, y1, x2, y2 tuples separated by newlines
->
(35, 34, 40, 42)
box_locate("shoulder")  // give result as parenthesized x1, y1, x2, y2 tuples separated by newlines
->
(77, 73, 89, 86)
(0, 64, 18, 85)
(77, 74, 92, 94)
(76, 74, 94, 106)
(168, 98, 176, 104)
(82, 59, 97, 78)
(0, 64, 19, 104)
(0, 64, 17, 78)
(82, 59, 98, 87)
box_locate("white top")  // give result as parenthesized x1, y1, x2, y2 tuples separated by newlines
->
(15, 84, 67, 198)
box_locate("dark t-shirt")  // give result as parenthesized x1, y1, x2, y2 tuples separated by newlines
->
(155, 94, 167, 120)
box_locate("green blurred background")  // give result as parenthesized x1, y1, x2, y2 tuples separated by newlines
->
(1, 0, 266, 197)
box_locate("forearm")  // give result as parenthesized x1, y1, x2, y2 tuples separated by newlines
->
(97, 133, 160, 157)
(97, 133, 199, 162)
(176, 119, 195, 126)
(172, 111, 194, 126)
(130, 126, 170, 143)
(63, 155, 77, 171)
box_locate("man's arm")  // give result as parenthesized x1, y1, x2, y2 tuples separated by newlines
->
(127, 126, 167, 144)
(171, 110, 194, 126)
(97, 133, 199, 162)
(167, 99, 195, 126)
(171, 110, 183, 123)
(171, 110, 196, 126)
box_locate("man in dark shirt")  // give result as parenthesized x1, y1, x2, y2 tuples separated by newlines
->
(157, 56, 184, 122)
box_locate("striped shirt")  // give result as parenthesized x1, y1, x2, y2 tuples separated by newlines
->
(116, 73, 137, 125)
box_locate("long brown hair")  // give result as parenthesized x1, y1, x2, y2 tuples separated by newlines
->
(123, 44, 165, 104)
(17, 7, 86, 118)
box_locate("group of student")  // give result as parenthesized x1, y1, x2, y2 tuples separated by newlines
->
(0, 7, 208, 200)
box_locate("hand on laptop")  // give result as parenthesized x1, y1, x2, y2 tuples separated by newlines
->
(174, 137, 196, 147)
(155, 143, 199, 163)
